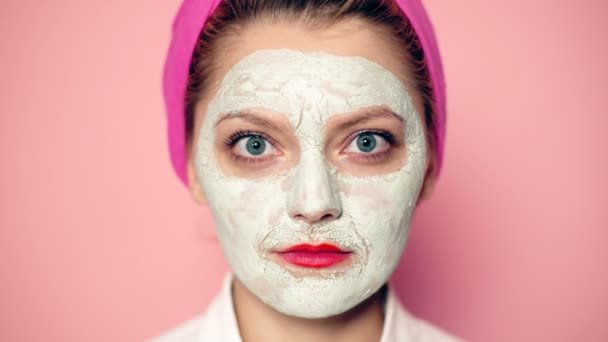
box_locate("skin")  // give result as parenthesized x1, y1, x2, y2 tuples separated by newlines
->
(186, 17, 437, 342)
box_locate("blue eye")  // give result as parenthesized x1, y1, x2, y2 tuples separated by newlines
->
(356, 133, 377, 153)
(234, 135, 275, 157)
(345, 132, 389, 154)
(245, 136, 266, 155)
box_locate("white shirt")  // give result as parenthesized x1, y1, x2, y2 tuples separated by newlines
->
(151, 273, 462, 342)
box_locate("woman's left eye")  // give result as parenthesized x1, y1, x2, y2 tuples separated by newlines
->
(345, 132, 390, 154)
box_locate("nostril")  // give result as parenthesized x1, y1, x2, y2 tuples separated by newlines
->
(320, 213, 333, 222)
(319, 210, 340, 223)
(291, 209, 341, 225)
(292, 214, 305, 222)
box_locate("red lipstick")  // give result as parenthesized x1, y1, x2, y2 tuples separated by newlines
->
(275, 243, 352, 268)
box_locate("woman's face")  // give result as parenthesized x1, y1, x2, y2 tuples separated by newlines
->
(187, 18, 433, 318)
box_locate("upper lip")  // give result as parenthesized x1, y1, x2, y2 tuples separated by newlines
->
(275, 243, 351, 254)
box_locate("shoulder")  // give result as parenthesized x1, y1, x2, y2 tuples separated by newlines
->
(148, 314, 206, 342)
(383, 287, 464, 342)
(147, 292, 233, 342)
(397, 311, 463, 342)
(147, 274, 240, 342)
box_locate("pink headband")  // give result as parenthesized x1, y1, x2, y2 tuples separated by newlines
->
(163, 0, 446, 186)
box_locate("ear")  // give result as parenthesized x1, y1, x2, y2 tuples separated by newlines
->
(187, 156, 208, 205)
(418, 173, 436, 202)
(417, 150, 437, 203)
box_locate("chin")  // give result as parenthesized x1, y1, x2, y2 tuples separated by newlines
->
(235, 256, 395, 320)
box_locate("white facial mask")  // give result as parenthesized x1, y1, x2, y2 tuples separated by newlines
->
(194, 49, 427, 318)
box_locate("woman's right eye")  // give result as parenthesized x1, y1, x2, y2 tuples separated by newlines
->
(232, 135, 276, 158)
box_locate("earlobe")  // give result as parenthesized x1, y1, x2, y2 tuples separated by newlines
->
(187, 159, 208, 205)
(417, 151, 437, 203)
(418, 175, 436, 202)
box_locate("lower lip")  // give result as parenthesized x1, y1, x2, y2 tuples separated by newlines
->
(278, 250, 352, 268)
(277, 251, 352, 268)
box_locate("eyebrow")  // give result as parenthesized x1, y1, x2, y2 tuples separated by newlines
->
(332, 107, 404, 131)
(215, 107, 404, 131)
(215, 111, 283, 131)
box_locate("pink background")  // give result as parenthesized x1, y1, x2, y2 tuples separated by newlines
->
(1, 0, 607, 341)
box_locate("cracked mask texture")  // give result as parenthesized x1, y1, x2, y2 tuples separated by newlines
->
(194, 49, 428, 318)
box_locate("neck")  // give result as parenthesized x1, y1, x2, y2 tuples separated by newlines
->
(232, 276, 386, 342)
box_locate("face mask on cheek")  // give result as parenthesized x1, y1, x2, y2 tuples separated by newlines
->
(194, 49, 428, 319)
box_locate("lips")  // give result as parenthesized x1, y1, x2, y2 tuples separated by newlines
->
(274, 243, 353, 268)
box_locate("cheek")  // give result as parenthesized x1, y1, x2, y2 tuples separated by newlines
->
(338, 179, 396, 218)
(209, 179, 285, 240)
(339, 175, 417, 256)
(268, 204, 284, 226)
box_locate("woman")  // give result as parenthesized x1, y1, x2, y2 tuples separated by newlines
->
(155, 0, 460, 340)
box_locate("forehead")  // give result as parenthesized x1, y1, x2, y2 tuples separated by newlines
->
(207, 49, 413, 124)
(214, 18, 409, 85)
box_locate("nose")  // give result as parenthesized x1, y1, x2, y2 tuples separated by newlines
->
(286, 153, 342, 226)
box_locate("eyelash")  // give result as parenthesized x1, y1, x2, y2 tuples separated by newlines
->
(223, 129, 397, 165)
(224, 129, 278, 165)
(344, 129, 396, 162)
